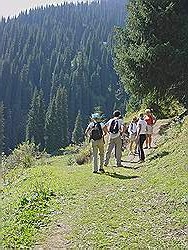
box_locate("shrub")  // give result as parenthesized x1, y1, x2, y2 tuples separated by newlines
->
(2, 141, 49, 172)
(66, 155, 76, 166)
(75, 144, 92, 165)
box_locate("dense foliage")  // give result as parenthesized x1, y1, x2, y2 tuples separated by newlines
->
(114, 0, 188, 112)
(72, 110, 84, 144)
(0, 0, 127, 153)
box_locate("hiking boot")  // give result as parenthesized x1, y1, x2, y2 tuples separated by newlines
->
(93, 171, 98, 174)
(144, 146, 148, 149)
(99, 169, 105, 173)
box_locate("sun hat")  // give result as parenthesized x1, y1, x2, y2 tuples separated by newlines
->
(145, 109, 151, 113)
(91, 113, 102, 120)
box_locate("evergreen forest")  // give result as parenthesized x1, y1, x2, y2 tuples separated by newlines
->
(0, 0, 127, 153)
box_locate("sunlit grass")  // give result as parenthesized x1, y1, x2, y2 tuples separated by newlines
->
(1, 118, 188, 248)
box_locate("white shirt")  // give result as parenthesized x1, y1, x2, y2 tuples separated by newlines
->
(128, 122, 137, 134)
(137, 119, 147, 135)
(105, 118, 124, 139)
(87, 121, 104, 130)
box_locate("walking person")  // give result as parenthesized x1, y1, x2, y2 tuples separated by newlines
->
(128, 117, 138, 155)
(85, 113, 106, 174)
(136, 113, 147, 163)
(104, 110, 125, 167)
(144, 109, 156, 149)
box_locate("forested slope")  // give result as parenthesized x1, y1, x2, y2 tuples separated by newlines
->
(0, 0, 127, 152)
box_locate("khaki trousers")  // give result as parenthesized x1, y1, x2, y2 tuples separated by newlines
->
(105, 136, 122, 166)
(91, 138, 104, 172)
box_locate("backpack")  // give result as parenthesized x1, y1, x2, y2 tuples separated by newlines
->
(90, 122, 103, 141)
(109, 119, 119, 134)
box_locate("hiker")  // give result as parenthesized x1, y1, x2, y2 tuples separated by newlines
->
(128, 117, 138, 155)
(144, 109, 156, 149)
(85, 113, 106, 174)
(136, 113, 147, 163)
(104, 110, 125, 167)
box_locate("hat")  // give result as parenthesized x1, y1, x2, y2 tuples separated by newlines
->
(91, 113, 102, 120)
(145, 109, 151, 113)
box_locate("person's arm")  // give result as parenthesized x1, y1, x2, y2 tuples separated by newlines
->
(119, 119, 125, 134)
(136, 122, 141, 138)
(103, 125, 108, 135)
(121, 124, 126, 134)
(85, 123, 92, 137)
(152, 115, 157, 125)
(128, 124, 131, 134)
(85, 127, 90, 137)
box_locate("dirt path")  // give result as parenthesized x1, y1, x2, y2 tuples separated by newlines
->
(34, 220, 71, 250)
(34, 119, 172, 249)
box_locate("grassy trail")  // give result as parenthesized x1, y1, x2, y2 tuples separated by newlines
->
(2, 118, 188, 249)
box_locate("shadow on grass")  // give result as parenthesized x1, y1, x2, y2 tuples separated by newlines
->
(148, 151, 170, 161)
(105, 172, 140, 180)
(122, 159, 139, 164)
(123, 165, 141, 170)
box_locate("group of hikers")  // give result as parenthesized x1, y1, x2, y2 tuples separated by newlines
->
(85, 109, 156, 173)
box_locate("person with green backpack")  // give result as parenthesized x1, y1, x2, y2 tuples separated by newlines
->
(85, 113, 106, 174)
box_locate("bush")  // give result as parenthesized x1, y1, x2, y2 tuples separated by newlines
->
(66, 155, 76, 166)
(142, 95, 184, 119)
(2, 141, 49, 171)
(75, 144, 92, 165)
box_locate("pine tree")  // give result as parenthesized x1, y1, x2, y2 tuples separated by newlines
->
(114, 0, 188, 106)
(45, 97, 58, 153)
(26, 88, 45, 149)
(0, 102, 4, 162)
(72, 110, 84, 145)
(55, 86, 69, 148)
(61, 87, 69, 147)
(45, 86, 69, 153)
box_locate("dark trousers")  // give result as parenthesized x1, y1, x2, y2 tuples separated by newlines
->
(138, 134, 146, 161)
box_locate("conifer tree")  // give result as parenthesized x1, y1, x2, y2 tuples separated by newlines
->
(26, 88, 45, 149)
(115, 0, 188, 106)
(61, 87, 69, 147)
(72, 110, 84, 145)
(45, 97, 58, 153)
(45, 86, 69, 153)
(55, 86, 69, 148)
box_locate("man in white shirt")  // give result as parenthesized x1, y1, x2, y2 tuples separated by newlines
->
(136, 113, 147, 162)
(103, 110, 125, 167)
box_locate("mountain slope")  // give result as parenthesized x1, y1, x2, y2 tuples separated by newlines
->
(0, 0, 127, 151)
(2, 116, 187, 248)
